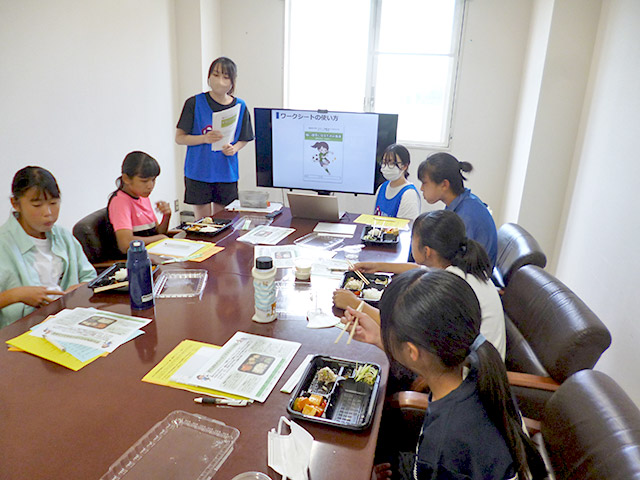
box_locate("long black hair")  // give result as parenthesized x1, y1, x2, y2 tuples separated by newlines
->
(379, 269, 547, 480)
(417, 152, 472, 195)
(108, 151, 160, 204)
(412, 210, 492, 281)
(11, 166, 60, 200)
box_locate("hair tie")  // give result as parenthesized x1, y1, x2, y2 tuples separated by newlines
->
(458, 238, 468, 255)
(469, 333, 486, 353)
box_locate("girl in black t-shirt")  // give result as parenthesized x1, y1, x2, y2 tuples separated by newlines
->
(344, 270, 546, 479)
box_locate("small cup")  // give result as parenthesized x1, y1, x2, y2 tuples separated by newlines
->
(231, 473, 273, 480)
(295, 258, 312, 281)
(343, 245, 362, 262)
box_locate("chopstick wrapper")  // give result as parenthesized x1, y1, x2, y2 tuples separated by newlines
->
(268, 416, 314, 480)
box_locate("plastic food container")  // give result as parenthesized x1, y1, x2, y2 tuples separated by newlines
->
(293, 232, 344, 250)
(340, 271, 392, 307)
(239, 190, 269, 208)
(178, 217, 232, 237)
(287, 355, 381, 431)
(360, 225, 400, 246)
(100, 410, 239, 480)
(231, 473, 272, 480)
(88, 262, 129, 292)
(154, 269, 208, 298)
(232, 215, 273, 231)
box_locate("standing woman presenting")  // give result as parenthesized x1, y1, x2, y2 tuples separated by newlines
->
(176, 57, 254, 220)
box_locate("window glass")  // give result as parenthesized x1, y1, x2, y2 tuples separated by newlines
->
(287, 0, 370, 112)
(378, 0, 456, 55)
(286, 0, 463, 146)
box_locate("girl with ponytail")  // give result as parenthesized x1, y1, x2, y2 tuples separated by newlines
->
(361, 269, 546, 479)
(334, 210, 505, 358)
(417, 152, 498, 267)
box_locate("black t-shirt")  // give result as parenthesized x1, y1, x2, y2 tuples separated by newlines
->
(176, 94, 254, 142)
(412, 368, 518, 480)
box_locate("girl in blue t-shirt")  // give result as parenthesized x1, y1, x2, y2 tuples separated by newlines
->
(417, 152, 498, 267)
(176, 57, 254, 221)
(343, 270, 546, 480)
(374, 144, 421, 221)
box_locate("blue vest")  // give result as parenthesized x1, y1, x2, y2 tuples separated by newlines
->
(374, 181, 420, 218)
(184, 93, 246, 183)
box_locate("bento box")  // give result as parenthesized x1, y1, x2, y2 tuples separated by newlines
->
(340, 271, 392, 307)
(287, 355, 381, 431)
(89, 262, 158, 293)
(360, 225, 400, 247)
(88, 262, 130, 293)
(178, 217, 232, 237)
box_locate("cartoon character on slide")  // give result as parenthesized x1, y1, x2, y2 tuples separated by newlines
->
(311, 141, 333, 174)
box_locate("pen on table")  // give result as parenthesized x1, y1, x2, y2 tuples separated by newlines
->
(42, 333, 66, 353)
(193, 397, 251, 406)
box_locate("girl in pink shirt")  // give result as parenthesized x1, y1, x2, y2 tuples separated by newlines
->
(108, 151, 172, 254)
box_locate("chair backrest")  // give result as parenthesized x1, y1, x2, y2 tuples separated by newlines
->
(495, 223, 547, 286)
(72, 208, 121, 263)
(502, 265, 611, 383)
(542, 370, 640, 479)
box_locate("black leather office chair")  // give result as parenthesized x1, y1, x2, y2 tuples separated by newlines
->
(503, 265, 611, 418)
(538, 370, 640, 479)
(392, 370, 640, 480)
(72, 208, 124, 268)
(492, 222, 547, 289)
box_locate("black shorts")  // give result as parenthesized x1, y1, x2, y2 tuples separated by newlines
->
(184, 177, 238, 206)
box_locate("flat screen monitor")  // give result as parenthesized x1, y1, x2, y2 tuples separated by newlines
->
(255, 108, 398, 195)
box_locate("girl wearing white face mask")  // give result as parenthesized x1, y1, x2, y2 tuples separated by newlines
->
(374, 144, 421, 220)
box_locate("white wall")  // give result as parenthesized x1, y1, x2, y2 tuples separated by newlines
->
(0, 0, 181, 229)
(555, 0, 640, 403)
(507, 0, 602, 255)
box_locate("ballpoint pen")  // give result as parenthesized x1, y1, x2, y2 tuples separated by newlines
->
(42, 333, 66, 353)
(193, 397, 251, 406)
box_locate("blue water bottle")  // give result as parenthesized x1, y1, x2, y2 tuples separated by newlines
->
(127, 240, 155, 310)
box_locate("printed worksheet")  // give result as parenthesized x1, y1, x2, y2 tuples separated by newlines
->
(210, 103, 241, 151)
(174, 332, 301, 402)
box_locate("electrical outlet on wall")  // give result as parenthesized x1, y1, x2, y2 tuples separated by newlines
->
(174, 199, 179, 212)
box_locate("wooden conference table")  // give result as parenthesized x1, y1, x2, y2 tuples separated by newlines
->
(0, 209, 412, 480)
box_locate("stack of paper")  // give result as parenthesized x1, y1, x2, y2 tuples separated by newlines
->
(313, 222, 357, 237)
(146, 238, 224, 263)
(147, 332, 300, 403)
(237, 225, 295, 245)
(6, 308, 151, 370)
(142, 340, 248, 401)
(225, 200, 283, 214)
(353, 214, 410, 230)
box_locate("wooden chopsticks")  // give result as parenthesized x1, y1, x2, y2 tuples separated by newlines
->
(335, 301, 365, 345)
(346, 260, 370, 286)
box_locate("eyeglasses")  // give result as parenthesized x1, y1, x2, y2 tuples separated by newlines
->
(381, 161, 403, 168)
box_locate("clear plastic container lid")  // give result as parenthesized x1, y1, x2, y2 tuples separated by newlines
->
(293, 232, 344, 250)
(232, 215, 273, 231)
(154, 270, 208, 298)
(100, 410, 240, 480)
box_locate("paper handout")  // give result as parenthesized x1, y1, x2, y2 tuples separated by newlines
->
(211, 104, 241, 151)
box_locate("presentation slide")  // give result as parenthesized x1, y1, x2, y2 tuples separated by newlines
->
(271, 110, 379, 193)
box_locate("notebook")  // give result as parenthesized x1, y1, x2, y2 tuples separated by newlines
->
(287, 192, 344, 221)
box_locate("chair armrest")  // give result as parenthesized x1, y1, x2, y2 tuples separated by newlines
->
(389, 391, 430, 411)
(523, 417, 541, 436)
(508, 371, 560, 392)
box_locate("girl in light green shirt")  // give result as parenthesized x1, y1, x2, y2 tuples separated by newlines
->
(0, 167, 96, 329)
